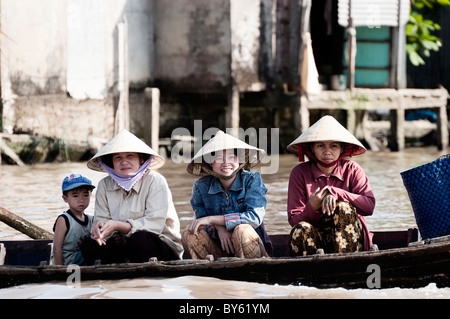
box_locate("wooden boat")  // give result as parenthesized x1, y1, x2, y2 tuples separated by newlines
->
(1, 228, 450, 289)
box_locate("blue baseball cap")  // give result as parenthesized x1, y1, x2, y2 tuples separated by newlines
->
(62, 174, 95, 192)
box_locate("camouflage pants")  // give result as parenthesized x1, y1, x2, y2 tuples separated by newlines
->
(289, 201, 364, 256)
(182, 224, 269, 259)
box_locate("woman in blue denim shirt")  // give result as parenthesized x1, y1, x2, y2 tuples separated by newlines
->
(183, 130, 272, 259)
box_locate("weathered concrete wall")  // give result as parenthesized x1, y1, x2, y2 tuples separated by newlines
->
(66, 0, 108, 99)
(1, 0, 67, 97)
(1, 0, 155, 145)
(10, 95, 114, 149)
(1, 0, 286, 161)
(231, 0, 274, 91)
(153, 0, 232, 92)
(66, 0, 156, 98)
(153, 0, 274, 92)
(1, 0, 278, 98)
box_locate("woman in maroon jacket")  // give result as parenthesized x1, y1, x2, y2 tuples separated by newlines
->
(286, 116, 375, 256)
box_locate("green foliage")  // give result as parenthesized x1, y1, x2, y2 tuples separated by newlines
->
(406, 0, 450, 66)
(412, 0, 450, 9)
(406, 11, 442, 65)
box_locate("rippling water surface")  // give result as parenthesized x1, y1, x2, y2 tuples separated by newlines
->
(1, 147, 449, 299)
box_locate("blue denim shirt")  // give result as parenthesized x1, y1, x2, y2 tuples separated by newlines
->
(190, 170, 272, 254)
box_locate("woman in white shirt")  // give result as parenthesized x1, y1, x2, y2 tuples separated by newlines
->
(80, 130, 183, 264)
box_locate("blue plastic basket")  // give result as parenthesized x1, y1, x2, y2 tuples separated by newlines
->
(401, 155, 450, 239)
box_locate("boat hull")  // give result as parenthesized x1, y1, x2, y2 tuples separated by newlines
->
(1, 230, 450, 289)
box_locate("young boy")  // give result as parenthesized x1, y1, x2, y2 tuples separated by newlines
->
(51, 174, 95, 265)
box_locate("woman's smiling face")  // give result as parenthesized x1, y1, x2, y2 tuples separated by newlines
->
(210, 150, 239, 177)
(112, 152, 142, 177)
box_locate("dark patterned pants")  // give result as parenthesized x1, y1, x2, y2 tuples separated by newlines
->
(289, 201, 364, 256)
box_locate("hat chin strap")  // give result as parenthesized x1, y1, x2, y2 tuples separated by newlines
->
(303, 147, 353, 168)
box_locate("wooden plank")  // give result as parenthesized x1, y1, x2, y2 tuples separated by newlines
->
(399, 88, 448, 109)
(302, 88, 447, 110)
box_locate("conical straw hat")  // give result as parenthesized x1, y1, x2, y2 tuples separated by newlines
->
(186, 130, 265, 176)
(287, 115, 366, 158)
(87, 129, 165, 172)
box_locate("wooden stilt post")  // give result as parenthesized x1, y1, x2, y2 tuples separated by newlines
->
(437, 103, 449, 150)
(297, 0, 312, 134)
(300, 95, 310, 132)
(347, 0, 356, 91)
(144, 88, 160, 152)
(0, 243, 5, 265)
(114, 16, 130, 134)
(227, 81, 240, 138)
(151, 88, 160, 152)
(389, 106, 405, 151)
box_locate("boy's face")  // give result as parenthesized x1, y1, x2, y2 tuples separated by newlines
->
(62, 187, 92, 215)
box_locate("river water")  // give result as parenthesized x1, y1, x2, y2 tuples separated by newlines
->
(1, 147, 450, 299)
